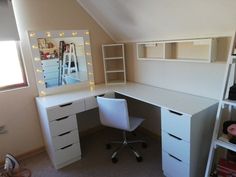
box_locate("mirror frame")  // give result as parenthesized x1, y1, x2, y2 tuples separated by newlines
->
(28, 30, 94, 96)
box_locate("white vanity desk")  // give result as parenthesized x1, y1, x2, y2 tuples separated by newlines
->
(36, 82, 218, 177)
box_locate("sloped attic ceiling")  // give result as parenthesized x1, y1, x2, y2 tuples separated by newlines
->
(77, 0, 236, 42)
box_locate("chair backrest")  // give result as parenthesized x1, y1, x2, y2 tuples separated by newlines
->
(96, 97, 130, 131)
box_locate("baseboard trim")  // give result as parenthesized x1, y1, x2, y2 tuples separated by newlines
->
(0, 146, 45, 167)
(0, 127, 103, 168)
(0, 126, 155, 168)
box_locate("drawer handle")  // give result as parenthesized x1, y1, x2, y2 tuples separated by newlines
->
(58, 131, 71, 136)
(168, 153, 182, 162)
(169, 110, 183, 116)
(59, 103, 72, 107)
(168, 133, 182, 141)
(55, 116, 69, 121)
(60, 144, 73, 150)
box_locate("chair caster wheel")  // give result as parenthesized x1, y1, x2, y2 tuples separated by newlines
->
(136, 156, 143, 162)
(142, 142, 147, 149)
(106, 144, 111, 149)
(112, 157, 118, 163)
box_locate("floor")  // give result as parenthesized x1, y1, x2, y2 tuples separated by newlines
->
(21, 128, 164, 177)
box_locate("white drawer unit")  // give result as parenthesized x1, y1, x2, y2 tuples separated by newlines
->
(161, 107, 216, 177)
(162, 131, 190, 164)
(36, 98, 86, 169)
(54, 143, 81, 167)
(47, 100, 85, 122)
(41, 59, 60, 88)
(162, 151, 189, 177)
(53, 130, 80, 150)
(50, 115, 77, 137)
(161, 108, 191, 142)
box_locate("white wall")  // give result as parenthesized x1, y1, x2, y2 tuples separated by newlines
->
(0, 0, 113, 161)
(77, 0, 235, 99)
(77, 0, 236, 42)
(126, 43, 227, 99)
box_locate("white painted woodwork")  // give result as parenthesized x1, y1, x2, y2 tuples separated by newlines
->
(161, 109, 191, 142)
(161, 102, 217, 177)
(137, 38, 217, 63)
(47, 100, 85, 122)
(52, 130, 80, 150)
(204, 32, 236, 177)
(54, 143, 81, 167)
(102, 44, 126, 84)
(49, 115, 77, 137)
(36, 82, 218, 170)
(162, 131, 190, 164)
(162, 151, 189, 177)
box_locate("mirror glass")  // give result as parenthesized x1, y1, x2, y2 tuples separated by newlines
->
(37, 37, 87, 88)
(28, 30, 94, 96)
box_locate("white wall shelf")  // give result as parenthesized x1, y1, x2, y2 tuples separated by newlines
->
(102, 44, 126, 85)
(137, 38, 218, 63)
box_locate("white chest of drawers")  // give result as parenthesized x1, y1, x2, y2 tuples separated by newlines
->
(36, 95, 99, 169)
(41, 58, 60, 88)
(161, 106, 217, 177)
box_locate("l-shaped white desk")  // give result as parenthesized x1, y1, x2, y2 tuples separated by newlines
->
(36, 82, 218, 177)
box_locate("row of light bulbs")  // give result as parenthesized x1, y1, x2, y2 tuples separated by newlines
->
(30, 31, 94, 96)
(30, 31, 89, 38)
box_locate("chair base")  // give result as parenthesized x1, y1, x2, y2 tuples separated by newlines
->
(107, 131, 147, 163)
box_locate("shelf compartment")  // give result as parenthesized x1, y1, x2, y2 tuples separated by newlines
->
(216, 135, 236, 153)
(104, 57, 123, 60)
(137, 42, 164, 60)
(222, 99, 236, 107)
(105, 59, 124, 71)
(106, 70, 124, 73)
(102, 44, 123, 58)
(164, 39, 216, 62)
(106, 72, 125, 84)
(135, 37, 230, 62)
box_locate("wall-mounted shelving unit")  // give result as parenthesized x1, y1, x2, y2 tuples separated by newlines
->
(102, 44, 126, 85)
(137, 38, 217, 63)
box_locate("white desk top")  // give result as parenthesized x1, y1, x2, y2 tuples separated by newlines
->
(36, 82, 218, 116)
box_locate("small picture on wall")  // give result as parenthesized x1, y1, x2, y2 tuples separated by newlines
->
(37, 38, 46, 49)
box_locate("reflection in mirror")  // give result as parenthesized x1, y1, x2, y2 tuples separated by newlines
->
(38, 37, 87, 88)
(28, 30, 94, 96)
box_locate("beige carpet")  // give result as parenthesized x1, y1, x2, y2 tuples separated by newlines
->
(21, 128, 165, 177)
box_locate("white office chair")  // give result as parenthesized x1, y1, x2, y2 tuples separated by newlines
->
(97, 96, 147, 163)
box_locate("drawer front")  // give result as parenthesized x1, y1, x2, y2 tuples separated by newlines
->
(85, 96, 98, 110)
(42, 66, 59, 73)
(161, 108, 191, 142)
(47, 99, 85, 121)
(162, 151, 189, 177)
(53, 130, 79, 150)
(44, 72, 59, 80)
(45, 79, 59, 88)
(41, 59, 59, 67)
(55, 142, 81, 166)
(50, 115, 77, 137)
(162, 131, 190, 164)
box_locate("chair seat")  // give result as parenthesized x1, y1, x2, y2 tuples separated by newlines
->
(128, 117, 144, 132)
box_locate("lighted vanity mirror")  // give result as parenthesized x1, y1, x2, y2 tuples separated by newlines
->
(28, 30, 94, 96)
